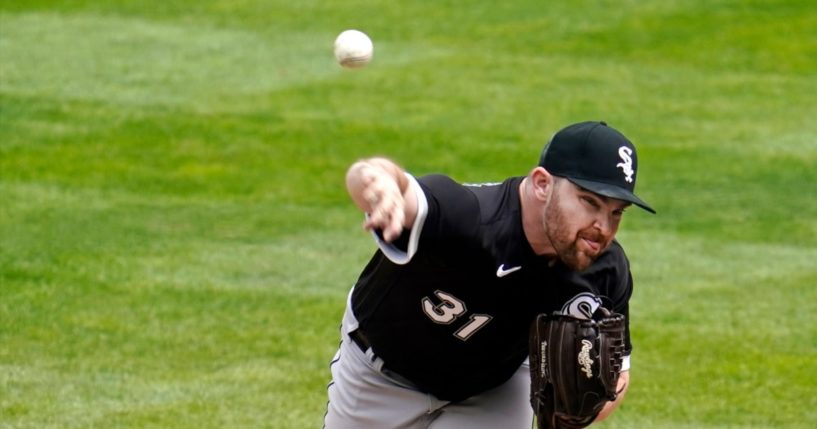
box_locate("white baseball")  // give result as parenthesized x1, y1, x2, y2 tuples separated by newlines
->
(334, 29, 373, 69)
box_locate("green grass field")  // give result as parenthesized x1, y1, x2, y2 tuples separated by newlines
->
(2, 1, 816, 428)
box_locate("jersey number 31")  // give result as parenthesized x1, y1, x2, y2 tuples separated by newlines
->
(421, 290, 492, 341)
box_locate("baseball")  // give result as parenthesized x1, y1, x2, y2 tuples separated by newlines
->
(334, 29, 373, 69)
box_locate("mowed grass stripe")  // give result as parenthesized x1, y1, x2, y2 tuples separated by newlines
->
(0, 12, 336, 106)
(0, 12, 450, 110)
(1, 291, 339, 428)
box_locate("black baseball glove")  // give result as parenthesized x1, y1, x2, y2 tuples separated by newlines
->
(528, 309, 626, 429)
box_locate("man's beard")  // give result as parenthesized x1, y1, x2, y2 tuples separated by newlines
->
(544, 193, 605, 271)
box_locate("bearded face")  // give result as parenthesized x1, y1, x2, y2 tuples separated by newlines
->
(542, 180, 625, 271)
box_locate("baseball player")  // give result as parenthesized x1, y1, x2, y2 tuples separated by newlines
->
(324, 121, 654, 428)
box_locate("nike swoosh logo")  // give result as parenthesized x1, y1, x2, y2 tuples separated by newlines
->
(496, 264, 522, 278)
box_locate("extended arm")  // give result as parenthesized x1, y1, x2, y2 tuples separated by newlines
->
(346, 157, 418, 242)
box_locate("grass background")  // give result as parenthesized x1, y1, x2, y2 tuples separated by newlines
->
(1, 1, 816, 428)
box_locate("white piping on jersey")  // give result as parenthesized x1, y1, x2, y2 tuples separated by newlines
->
(372, 173, 429, 265)
(462, 182, 502, 187)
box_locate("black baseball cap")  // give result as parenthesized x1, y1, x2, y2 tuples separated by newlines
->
(539, 121, 655, 213)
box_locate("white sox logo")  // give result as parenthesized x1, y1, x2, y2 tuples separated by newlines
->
(616, 146, 635, 183)
(561, 293, 602, 319)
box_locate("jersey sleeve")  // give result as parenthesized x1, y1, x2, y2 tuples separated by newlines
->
(371, 173, 480, 264)
(571, 242, 634, 371)
(616, 270, 634, 371)
(599, 243, 635, 371)
(370, 173, 429, 265)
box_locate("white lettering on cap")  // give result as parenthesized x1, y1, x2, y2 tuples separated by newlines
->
(616, 146, 634, 183)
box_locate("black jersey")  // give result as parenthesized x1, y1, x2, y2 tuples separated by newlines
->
(350, 174, 634, 402)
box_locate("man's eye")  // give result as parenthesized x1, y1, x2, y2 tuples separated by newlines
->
(581, 196, 599, 208)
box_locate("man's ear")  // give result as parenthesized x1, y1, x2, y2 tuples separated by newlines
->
(530, 167, 553, 201)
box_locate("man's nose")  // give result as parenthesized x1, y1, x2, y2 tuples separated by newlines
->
(593, 214, 614, 237)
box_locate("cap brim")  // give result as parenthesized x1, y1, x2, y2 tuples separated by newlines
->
(567, 177, 656, 214)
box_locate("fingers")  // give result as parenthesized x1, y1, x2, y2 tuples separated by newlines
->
(360, 175, 406, 242)
(381, 202, 406, 242)
(363, 194, 405, 241)
(348, 161, 409, 242)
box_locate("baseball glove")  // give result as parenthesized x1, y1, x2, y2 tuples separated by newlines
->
(529, 309, 626, 429)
